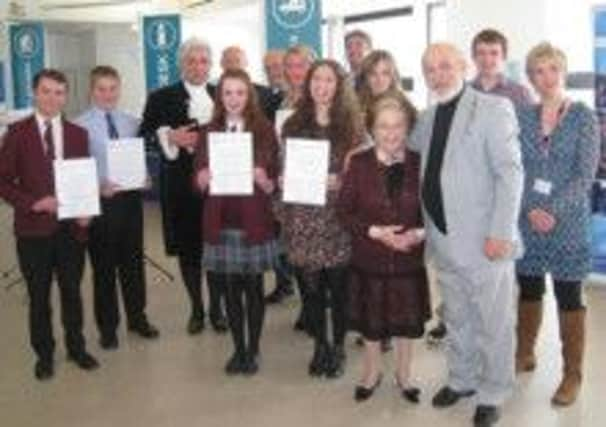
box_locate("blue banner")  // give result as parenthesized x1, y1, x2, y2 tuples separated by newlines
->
(10, 22, 45, 109)
(265, 0, 322, 56)
(143, 14, 181, 93)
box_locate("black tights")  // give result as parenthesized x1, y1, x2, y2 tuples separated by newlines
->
(517, 275, 584, 311)
(305, 266, 349, 347)
(178, 254, 202, 314)
(224, 273, 265, 355)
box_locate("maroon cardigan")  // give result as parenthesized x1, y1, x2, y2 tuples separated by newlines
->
(0, 115, 90, 241)
(337, 148, 425, 275)
(193, 118, 278, 244)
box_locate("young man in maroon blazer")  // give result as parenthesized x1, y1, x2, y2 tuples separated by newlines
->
(0, 69, 99, 381)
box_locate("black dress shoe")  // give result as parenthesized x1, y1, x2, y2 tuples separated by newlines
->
(129, 320, 160, 339)
(100, 334, 119, 350)
(325, 345, 346, 379)
(473, 405, 500, 427)
(380, 338, 393, 353)
(241, 352, 259, 375)
(225, 351, 246, 375)
(394, 376, 421, 403)
(68, 351, 100, 371)
(265, 283, 294, 304)
(308, 343, 329, 377)
(354, 373, 383, 402)
(187, 311, 205, 335)
(432, 386, 476, 408)
(210, 314, 228, 333)
(34, 360, 54, 381)
(355, 335, 365, 346)
(427, 322, 448, 345)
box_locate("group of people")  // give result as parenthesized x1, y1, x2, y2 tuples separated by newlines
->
(0, 26, 599, 427)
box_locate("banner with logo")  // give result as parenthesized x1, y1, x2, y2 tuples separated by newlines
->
(9, 22, 45, 109)
(142, 14, 181, 93)
(265, 0, 322, 56)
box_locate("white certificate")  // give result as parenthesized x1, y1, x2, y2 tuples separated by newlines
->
(208, 132, 253, 195)
(283, 138, 330, 206)
(107, 138, 147, 190)
(54, 158, 100, 220)
(275, 108, 294, 139)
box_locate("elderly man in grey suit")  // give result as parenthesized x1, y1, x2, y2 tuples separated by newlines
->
(392, 43, 523, 427)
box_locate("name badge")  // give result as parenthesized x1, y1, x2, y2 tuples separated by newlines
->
(533, 178, 552, 195)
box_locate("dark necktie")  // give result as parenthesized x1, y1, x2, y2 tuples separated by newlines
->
(44, 120, 55, 159)
(105, 112, 119, 139)
(228, 124, 237, 132)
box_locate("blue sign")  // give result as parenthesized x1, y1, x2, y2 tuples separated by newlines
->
(143, 14, 181, 93)
(265, 0, 322, 56)
(10, 22, 45, 109)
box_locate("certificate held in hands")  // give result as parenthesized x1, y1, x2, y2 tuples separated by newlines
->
(208, 132, 253, 196)
(53, 158, 100, 220)
(283, 138, 330, 206)
(107, 138, 147, 190)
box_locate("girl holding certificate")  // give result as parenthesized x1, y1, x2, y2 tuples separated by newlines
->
(338, 92, 429, 402)
(194, 69, 279, 376)
(278, 60, 362, 379)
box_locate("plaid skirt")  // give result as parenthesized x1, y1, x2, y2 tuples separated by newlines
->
(203, 229, 279, 274)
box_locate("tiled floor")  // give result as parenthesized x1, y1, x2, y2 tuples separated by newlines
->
(0, 202, 603, 427)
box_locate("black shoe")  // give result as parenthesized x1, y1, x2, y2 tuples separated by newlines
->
(242, 351, 259, 375)
(473, 405, 500, 427)
(210, 313, 228, 334)
(381, 338, 393, 353)
(99, 334, 119, 350)
(354, 373, 383, 402)
(265, 283, 294, 304)
(128, 319, 160, 339)
(34, 360, 54, 381)
(67, 351, 100, 371)
(427, 322, 447, 345)
(308, 343, 329, 377)
(293, 309, 313, 337)
(355, 335, 365, 347)
(225, 351, 246, 375)
(187, 311, 205, 335)
(325, 345, 346, 379)
(432, 386, 476, 408)
(394, 376, 421, 403)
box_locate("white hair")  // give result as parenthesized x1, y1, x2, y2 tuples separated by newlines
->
(179, 37, 212, 67)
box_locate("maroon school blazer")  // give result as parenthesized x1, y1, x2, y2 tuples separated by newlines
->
(0, 115, 90, 240)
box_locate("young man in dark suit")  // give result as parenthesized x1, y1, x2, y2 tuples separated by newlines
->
(139, 37, 227, 335)
(0, 69, 99, 381)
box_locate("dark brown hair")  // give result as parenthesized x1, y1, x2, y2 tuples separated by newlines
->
(345, 29, 373, 48)
(283, 59, 362, 164)
(357, 50, 403, 112)
(211, 68, 267, 132)
(472, 28, 508, 58)
(89, 65, 120, 87)
(32, 68, 68, 90)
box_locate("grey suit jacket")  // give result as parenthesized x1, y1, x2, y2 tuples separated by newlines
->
(409, 86, 524, 270)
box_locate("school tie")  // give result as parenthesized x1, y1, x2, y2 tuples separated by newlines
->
(105, 112, 119, 139)
(44, 120, 55, 159)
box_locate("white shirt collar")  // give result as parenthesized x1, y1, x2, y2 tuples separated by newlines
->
(184, 81, 209, 98)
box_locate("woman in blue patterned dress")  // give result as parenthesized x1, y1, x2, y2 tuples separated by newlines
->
(515, 42, 599, 406)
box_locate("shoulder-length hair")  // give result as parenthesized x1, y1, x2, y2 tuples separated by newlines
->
(357, 50, 403, 112)
(284, 59, 362, 162)
(211, 68, 268, 132)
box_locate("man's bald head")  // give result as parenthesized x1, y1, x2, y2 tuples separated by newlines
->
(221, 46, 248, 71)
(422, 43, 467, 100)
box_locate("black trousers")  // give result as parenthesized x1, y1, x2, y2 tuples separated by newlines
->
(88, 192, 147, 338)
(223, 273, 265, 355)
(305, 266, 349, 347)
(17, 225, 86, 362)
(517, 274, 584, 311)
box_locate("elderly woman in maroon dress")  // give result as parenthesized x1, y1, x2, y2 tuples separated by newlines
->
(338, 92, 430, 402)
